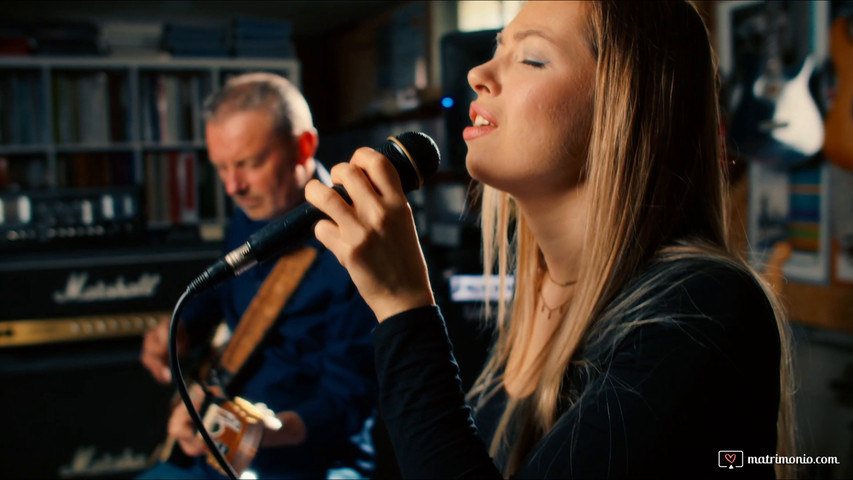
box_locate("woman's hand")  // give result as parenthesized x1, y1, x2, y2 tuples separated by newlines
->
(305, 147, 435, 322)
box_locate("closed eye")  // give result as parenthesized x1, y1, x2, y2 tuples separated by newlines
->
(522, 59, 547, 68)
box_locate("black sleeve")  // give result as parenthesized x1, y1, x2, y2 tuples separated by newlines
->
(513, 266, 779, 479)
(373, 305, 502, 479)
(373, 265, 779, 479)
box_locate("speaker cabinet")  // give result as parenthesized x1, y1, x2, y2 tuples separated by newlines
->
(0, 337, 173, 479)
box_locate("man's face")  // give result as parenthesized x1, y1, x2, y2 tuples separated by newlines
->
(205, 110, 302, 221)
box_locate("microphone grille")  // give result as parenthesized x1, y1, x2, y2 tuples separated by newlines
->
(382, 131, 441, 192)
(397, 131, 441, 179)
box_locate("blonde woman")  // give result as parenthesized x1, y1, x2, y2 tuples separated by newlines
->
(306, 1, 793, 478)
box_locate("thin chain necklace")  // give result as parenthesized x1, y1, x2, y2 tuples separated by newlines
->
(540, 270, 577, 319)
(545, 269, 577, 288)
(539, 291, 573, 319)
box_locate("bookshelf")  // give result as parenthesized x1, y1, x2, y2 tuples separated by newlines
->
(0, 55, 300, 247)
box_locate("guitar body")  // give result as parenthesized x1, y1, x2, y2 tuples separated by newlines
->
(152, 247, 314, 476)
(823, 17, 853, 171)
(156, 387, 281, 477)
(200, 396, 273, 476)
(730, 53, 825, 168)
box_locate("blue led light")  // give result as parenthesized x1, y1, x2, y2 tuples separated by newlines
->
(441, 96, 455, 109)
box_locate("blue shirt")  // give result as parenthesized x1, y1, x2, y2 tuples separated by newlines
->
(182, 207, 378, 477)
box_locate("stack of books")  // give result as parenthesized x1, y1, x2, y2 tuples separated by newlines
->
(161, 23, 228, 57)
(33, 21, 102, 55)
(100, 21, 162, 57)
(231, 16, 295, 59)
(0, 23, 34, 56)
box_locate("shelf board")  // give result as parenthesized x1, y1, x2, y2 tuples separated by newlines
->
(0, 55, 299, 71)
(0, 143, 210, 154)
(0, 145, 49, 155)
(53, 143, 136, 153)
(140, 141, 207, 151)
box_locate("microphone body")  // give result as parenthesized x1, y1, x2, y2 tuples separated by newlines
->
(222, 185, 350, 277)
(189, 132, 440, 292)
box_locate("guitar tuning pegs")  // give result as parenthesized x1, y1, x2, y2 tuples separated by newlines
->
(255, 402, 283, 431)
(232, 396, 282, 430)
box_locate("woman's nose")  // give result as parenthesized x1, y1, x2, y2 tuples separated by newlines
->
(467, 59, 499, 96)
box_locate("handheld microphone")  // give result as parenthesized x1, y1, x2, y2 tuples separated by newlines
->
(188, 131, 441, 292)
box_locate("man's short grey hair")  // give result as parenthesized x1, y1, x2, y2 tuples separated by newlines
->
(202, 72, 315, 142)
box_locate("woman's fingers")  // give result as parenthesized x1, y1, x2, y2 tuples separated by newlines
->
(305, 148, 434, 321)
(343, 146, 407, 201)
(306, 148, 403, 248)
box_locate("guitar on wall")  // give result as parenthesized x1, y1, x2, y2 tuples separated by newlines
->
(729, 1, 825, 168)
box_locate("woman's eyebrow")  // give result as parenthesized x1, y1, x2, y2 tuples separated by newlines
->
(496, 28, 560, 50)
(513, 29, 559, 47)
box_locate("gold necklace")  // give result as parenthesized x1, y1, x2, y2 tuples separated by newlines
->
(539, 269, 577, 319)
(538, 291, 572, 319)
(544, 269, 577, 288)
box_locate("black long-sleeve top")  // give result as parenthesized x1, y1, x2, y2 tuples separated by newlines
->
(373, 259, 781, 478)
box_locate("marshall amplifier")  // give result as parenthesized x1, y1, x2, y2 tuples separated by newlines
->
(0, 246, 220, 346)
(0, 246, 221, 479)
(0, 187, 146, 255)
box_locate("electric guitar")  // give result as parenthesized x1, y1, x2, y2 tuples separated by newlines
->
(729, 2, 824, 168)
(823, 16, 853, 171)
(156, 379, 282, 477)
(197, 392, 282, 476)
(153, 328, 279, 477)
(153, 246, 317, 476)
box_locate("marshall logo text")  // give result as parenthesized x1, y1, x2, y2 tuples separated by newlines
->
(53, 272, 161, 304)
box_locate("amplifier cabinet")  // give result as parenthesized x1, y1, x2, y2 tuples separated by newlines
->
(0, 247, 221, 478)
(0, 247, 220, 346)
(0, 337, 174, 479)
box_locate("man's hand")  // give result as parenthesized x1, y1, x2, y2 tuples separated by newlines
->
(168, 385, 207, 457)
(260, 410, 307, 447)
(140, 316, 188, 384)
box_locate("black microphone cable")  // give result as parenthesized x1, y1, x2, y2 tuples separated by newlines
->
(169, 281, 240, 480)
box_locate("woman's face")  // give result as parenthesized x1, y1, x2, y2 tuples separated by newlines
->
(464, 1, 596, 200)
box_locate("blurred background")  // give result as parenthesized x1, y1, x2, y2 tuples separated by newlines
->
(0, 1, 850, 478)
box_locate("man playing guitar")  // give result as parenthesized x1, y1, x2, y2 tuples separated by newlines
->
(138, 73, 378, 480)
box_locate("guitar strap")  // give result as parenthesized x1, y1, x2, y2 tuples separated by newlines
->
(207, 244, 318, 396)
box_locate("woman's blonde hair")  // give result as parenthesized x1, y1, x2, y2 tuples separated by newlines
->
(468, 1, 795, 476)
